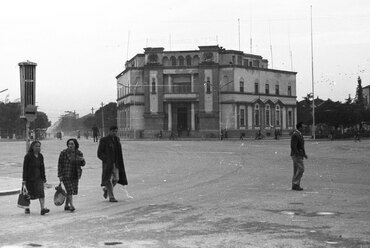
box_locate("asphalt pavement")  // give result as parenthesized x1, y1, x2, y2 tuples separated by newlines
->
(0, 138, 369, 248)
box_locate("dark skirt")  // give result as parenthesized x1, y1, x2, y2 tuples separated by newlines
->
(62, 178, 79, 195)
(26, 179, 45, 200)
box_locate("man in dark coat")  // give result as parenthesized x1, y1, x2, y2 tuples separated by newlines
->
(97, 126, 128, 202)
(290, 122, 308, 191)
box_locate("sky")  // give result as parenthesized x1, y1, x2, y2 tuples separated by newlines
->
(1, 0, 369, 124)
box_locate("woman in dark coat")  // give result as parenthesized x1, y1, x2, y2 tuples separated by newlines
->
(22, 141, 50, 215)
(58, 138, 85, 212)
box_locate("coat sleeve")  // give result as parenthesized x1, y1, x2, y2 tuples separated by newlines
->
(40, 154, 46, 182)
(290, 133, 299, 156)
(97, 138, 107, 162)
(57, 151, 64, 178)
(22, 154, 29, 181)
(78, 150, 86, 167)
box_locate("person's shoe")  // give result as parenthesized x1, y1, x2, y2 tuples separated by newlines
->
(69, 206, 76, 212)
(109, 198, 118, 202)
(40, 208, 50, 215)
(292, 185, 303, 191)
(64, 206, 71, 211)
(103, 188, 108, 199)
(25, 208, 30, 214)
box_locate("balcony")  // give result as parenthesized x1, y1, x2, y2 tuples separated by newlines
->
(164, 84, 198, 101)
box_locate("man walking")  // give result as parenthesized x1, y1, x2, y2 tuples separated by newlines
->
(92, 126, 99, 143)
(97, 126, 128, 202)
(290, 122, 307, 191)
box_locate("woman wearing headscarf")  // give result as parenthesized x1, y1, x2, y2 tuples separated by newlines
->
(58, 138, 85, 212)
(22, 141, 50, 215)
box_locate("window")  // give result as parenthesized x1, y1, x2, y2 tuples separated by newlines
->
(179, 56, 184, 66)
(232, 56, 235, 64)
(288, 86, 292, 96)
(275, 105, 281, 126)
(265, 84, 269, 95)
(186, 56, 192, 66)
(243, 59, 249, 66)
(170, 56, 176, 66)
(254, 104, 260, 126)
(206, 77, 211, 94)
(240, 79, 244, 93)
(255, 82, 259, 94)
(265, 105, 270, 126)
(151, 78, 156, 93)
(275, 84, 279, 95)
(288, 110, 293, 126)
(237, 56, 242, 65)
(240, 109, 245, 127)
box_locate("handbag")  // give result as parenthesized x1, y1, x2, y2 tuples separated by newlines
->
(54, 183, 66, 206)
(17, 185, 30, 209)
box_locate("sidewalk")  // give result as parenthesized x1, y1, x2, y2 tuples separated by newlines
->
(0, 177, 20, 196)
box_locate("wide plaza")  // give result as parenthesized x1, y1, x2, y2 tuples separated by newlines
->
(0, 138, 369, 247)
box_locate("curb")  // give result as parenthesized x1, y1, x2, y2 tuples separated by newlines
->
(0, 189, 20, 196)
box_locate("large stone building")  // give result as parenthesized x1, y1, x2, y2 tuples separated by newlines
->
(116, 45, 297, 139)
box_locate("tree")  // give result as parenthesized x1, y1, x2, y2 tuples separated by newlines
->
(95, 102, 117, 134)
(355, 76, 364, 106)
(30, 111, 51, 130)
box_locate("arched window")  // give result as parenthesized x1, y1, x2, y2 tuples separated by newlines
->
(170, 56, 177, 66)
(275, 105, 281, 126)
(240, 78, 244, 93)
(193, 55, 200, 65)
(162, 56, 169, 66)
(265, 104, 270, 127)
(178, 56, 184, 66)
(186, 55, 192, 66)
(254, 104, 260, 126)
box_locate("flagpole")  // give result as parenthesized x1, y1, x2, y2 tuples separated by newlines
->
(310, 5, 315, 139)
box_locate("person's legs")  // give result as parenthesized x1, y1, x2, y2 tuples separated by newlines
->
(64, 196, 70, 210)
(39, 198, 50, 215)
(107, 164, 119, 202)
(292, 156, 304, 189)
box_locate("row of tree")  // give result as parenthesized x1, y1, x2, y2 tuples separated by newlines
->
(57, 102, 117, 136)
(298, 77, 370, 137)
(0, 101, 51, 139)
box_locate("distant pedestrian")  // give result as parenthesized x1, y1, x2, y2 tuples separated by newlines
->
(97, 126, 128, 202)
(77, 130, 80, 140)
(22, 141, 50, 215)
(58, 138, 86, 212)
(92, 126, 99, 142)
(290, 122, 308, 191)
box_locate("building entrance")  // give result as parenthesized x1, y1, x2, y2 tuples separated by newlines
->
(177, 107, 188, 136)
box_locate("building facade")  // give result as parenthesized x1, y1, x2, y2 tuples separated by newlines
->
(363, 85, 370, 108)
(116, 45, 297, 139)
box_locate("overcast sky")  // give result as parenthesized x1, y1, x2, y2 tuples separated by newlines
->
(1, 0, 369, 123)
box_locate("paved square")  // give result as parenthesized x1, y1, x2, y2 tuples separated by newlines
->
(0, 138, 369, 247)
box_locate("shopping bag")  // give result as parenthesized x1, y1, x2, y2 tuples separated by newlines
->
(54, 183, 66, 206)
(17, 185, 30, 209)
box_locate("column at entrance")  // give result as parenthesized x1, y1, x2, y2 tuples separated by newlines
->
(168, 103, 172, 131)
(191, 103, 195, 130)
